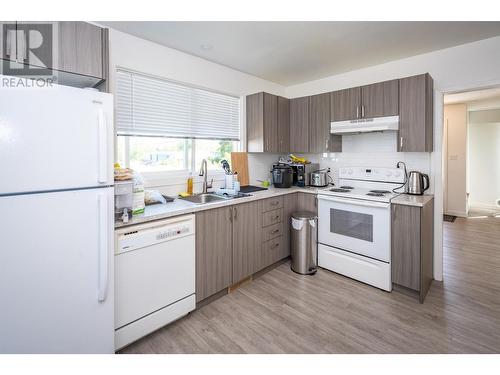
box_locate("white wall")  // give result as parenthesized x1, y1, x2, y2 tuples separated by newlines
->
(443, 104, 468, 217)
(106, 27, 286, 196)
(468, 106, 500, 210)
(285, 35, 500, 281)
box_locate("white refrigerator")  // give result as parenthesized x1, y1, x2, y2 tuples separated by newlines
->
(0, 78, 114, 353)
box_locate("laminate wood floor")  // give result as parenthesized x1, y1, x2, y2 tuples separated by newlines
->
(121, 217, 500, 354)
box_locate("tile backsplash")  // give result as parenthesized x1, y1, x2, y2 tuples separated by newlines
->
(248, 132, 432, 191)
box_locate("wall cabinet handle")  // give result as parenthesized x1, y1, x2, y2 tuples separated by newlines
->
(361, 105, 365, 118)
(400, 136, 403, 150)
(356, 106, 359, 118)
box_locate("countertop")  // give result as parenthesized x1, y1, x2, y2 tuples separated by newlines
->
(115, 186, 322, 229)
(391, 194, 434, 207)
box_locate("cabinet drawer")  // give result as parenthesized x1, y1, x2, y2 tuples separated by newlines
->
(262, 222, 283, 242)
(261, 196, 283, 212)
(260, 237, 282, 269)
(262, 208, 283, 227)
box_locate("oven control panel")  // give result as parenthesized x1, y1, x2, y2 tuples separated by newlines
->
(339, 167, 405, 183)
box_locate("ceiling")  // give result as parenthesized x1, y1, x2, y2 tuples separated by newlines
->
(444, 87, 500, 104)
(101, 21, 500, 85)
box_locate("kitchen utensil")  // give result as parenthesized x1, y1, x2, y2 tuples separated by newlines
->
(221, 159, 231, 175)
(231, 152, 249, 186)
(407, 171, 430, 195)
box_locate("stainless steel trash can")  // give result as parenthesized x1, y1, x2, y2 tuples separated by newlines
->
(291, 211, 318, 275)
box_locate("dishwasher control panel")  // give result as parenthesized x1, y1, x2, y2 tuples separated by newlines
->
(156, 226, 190, 241)
(115, 214, 195, 255)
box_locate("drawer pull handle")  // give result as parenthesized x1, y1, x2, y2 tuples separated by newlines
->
(272, 243, 280, 248)
(273, 215, 280, 219)
(271, 201, 279, 206)
(272, 229, 280, 234)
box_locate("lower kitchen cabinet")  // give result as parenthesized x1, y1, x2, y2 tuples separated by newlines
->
(195, 206, 233, 302)
(391, 199, 434, 303)
(282, 193, 297, 259)
(296, 192, 317, 215)
(232, 201, 261, 282)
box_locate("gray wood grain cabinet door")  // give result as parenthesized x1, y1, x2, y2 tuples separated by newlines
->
(246, 92, 264, 152)
(277, 96, 290, 153)
(263, 93, 278, 152)
(361, 79, 399, 118)
(391, 204, 421, 291)
(309, 92, 341, 153)
(289, 97, 309, 153)
(246, 92, 278, 153)
(331, 87, 361, 121)
(195, 207, 233, 302)
(282, 193, 297, 259)
(232, 201, 261, 282)
(58, 21, 103, 78)
(398, 74, 434, 152)
(297, 192, 317, 215)
(0, 21, 16, 62)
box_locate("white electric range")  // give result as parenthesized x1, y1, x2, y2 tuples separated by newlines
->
(317, 166, 406, 291)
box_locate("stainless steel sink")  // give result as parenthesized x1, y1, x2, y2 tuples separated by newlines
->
(180, 193, 229, 204)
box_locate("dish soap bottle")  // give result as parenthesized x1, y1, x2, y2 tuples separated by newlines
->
(187, 171, 193, 195)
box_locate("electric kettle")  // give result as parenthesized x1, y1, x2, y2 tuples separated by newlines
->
(407, 171, 430, 195)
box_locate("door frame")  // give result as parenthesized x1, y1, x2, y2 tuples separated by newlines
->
(435, 77, 500, 282)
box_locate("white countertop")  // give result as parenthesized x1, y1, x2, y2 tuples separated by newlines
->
(115, 186, 323, 229)
(391, 194, 434, 207)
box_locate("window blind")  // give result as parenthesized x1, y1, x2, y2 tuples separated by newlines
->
(116, 69, 240, 140)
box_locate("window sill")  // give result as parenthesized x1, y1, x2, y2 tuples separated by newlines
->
(139, 170, 227, 188)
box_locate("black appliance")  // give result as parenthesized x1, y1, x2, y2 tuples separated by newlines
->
(271, 163, 293, 188)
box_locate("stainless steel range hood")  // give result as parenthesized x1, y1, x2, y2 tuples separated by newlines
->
(330, 115, 399, 135)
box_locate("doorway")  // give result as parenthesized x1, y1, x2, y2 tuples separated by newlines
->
(443, 87, 500, 219)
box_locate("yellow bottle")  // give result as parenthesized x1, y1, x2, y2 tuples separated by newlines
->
(187, 172, 193, 195)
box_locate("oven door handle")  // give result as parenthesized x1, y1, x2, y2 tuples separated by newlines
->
(317, 195, 390, 209)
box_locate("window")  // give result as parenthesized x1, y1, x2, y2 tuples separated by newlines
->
(115, 69, 240, 175)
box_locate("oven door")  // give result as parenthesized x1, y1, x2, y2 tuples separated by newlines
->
(318, 195, 391, 262)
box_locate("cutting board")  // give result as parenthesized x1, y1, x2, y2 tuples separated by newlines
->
(231, 152, 249, 186)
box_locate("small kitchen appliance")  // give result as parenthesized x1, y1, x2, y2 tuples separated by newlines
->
(289, 163, 320, 187)
(271, 163, 294, 188)
(309, 168, 332, 187)
(407, 171, 430, 195)
(317, 166, 405, 291)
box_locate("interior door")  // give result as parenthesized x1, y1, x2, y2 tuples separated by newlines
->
(0, 81, 113, 194)
(0, 187, 114, 353)
(318, 195, 390, 262)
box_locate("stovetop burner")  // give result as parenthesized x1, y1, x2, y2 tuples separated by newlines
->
(369, 189, 391, 194)
(340, 186, 354, 190)
(330, 188, 350, 193)
(366, 192, 384, 197)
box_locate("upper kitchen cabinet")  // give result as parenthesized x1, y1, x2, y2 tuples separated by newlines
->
(277, 96, 290, 153)
(309, 92, 341, 153)
(0, 21, 108, 88)
(289, 96, 310, 153)
(361, 79, 399, 118)
(398, 74, 434, 152)
(58, 22, 105, 79)
(331, 87, 361, 121)
(246, 92, 279, 153)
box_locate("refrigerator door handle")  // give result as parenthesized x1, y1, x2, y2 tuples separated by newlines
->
(97, 105, 108, 184)
(97, 192, 109, 302)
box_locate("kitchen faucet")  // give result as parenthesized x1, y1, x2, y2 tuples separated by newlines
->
(199, 159, 213, 194)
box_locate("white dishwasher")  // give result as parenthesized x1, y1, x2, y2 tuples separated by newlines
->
(114, 214, 195, 350)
